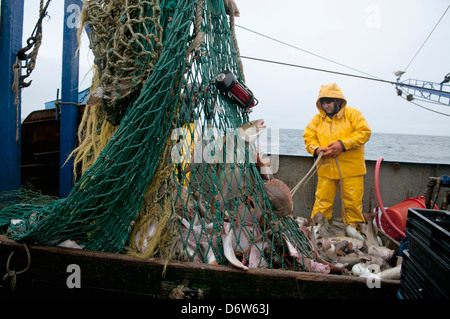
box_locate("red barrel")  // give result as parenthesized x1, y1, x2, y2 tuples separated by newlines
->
(376, 196, 436, 239)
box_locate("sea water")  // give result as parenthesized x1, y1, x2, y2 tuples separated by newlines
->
(258, 128, 450, 165)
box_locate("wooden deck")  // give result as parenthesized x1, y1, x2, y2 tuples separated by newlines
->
(0, 236, 399, 299)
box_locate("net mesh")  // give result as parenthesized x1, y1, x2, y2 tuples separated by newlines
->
(0, 0, 312, 272)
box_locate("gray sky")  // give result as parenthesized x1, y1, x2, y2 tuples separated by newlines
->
(21, 0, 450, 136)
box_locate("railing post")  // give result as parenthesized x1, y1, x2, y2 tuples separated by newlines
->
(59, 0, 83, 198)
(0, 0, 24, 194)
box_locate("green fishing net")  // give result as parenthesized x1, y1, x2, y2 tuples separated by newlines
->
(0, 0, 312, 271)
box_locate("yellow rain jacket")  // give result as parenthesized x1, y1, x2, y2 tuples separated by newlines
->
(303, 83, 371, 179)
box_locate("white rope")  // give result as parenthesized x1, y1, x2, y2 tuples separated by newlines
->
(290, 151, 323, 197)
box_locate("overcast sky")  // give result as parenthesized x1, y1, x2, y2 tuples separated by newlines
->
(21, 0, 450, 136)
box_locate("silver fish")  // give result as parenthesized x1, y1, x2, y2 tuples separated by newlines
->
(180, 217, 217, 263)
(134, 219, 157, 254)
(367, 245, 394, 261)
(351, 262, 372, 277)
(222, 226, 248, 270)
(327, 218, 347, 237)
(333, 256, 369, 269)
(360, 212, 382, 247)
(283, 234, 330, 274)
(236, 119, 266, 145)
(248, 241, 269, 268)
(327, 236, 366, 250)
(57, 239, 82, 249)
(377, 265, 401, 280)
(345, 225, 365, 241)
(305, 258, 331, 274)
(312, 212, 335, 239)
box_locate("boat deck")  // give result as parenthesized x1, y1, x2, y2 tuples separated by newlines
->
(0, 236, 399, 299)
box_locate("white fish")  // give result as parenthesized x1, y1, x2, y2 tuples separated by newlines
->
(282, 234, 302, 260)
(180, 217, 216, 263)
(377, 265, 401, 280)
(295, 216, 309, 228)
(200, 241, 217, 265)
(327, 236, 366, 250)
(222, 227, 248, 270)
(248, 241, 269, 268)
(237, 119, 266, 144)
(346, 225, 365, 241)
(305, 258, 331, 274)
(134, 219, 157, 254)
(360, 213, 382, 247)
(351, 262, 371, 277)
(367, 245, 394, 261)
(57, 239, 82, 249)
(283, 234, 330, 274)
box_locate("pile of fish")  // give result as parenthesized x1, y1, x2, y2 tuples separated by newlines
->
(290, 212, 402, 280)
(172, 177, 295, 270)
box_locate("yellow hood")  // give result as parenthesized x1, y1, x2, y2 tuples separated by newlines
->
(316, 83, 347, 112)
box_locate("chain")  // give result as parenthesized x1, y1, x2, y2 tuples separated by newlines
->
(16, 0, 52, 89)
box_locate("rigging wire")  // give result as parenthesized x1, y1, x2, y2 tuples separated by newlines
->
(404, 5, 450, 72)
(240, 55, 450, 117)
(398, 95, 450, 117)
(396, 88, 450, 116)
(236, 25, 449, 94)
(236, 22, 450, 117)
(236, 24, 383, 80)
(409, 96, 450, 107)
(239, 55, 449, 95)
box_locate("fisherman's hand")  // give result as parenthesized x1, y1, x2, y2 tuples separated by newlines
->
(326, 141, 344, 158)
(314, 147, 330, 157)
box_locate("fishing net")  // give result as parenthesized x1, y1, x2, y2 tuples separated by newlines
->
(79, 0, 164, 125)
(0, 0, 312, 272)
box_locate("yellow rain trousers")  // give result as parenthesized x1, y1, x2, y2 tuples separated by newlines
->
(303, 83, 371, 226)
(313, 175, 364, 226)
(174, 122, 198, 186)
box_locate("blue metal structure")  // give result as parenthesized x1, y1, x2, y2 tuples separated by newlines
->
(59, 0, 83, 198)
(396, 78, 450, 106)
(0, 0, 24, 194)
(0, 0, 84, 198)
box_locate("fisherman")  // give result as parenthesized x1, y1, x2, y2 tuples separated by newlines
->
(303, 83, 371, 228)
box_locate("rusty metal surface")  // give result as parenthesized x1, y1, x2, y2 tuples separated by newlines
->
(20, 106, 85, 197)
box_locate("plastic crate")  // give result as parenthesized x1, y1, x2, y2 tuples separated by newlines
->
(400, 250, 448, 299)
(401, 208, 450, 299)
(406, 208, 450, 265)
